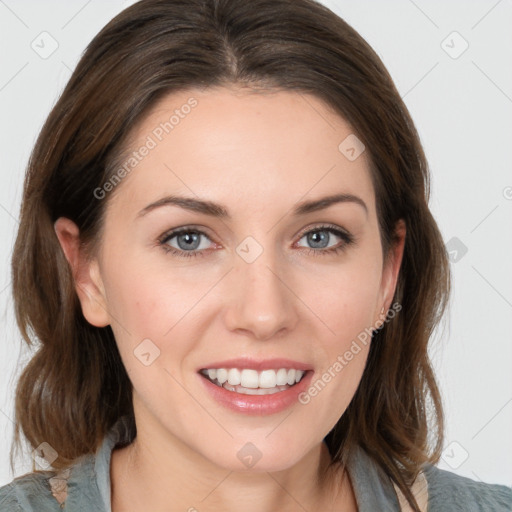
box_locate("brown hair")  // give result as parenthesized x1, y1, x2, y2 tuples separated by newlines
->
(11, 0, 450, 509)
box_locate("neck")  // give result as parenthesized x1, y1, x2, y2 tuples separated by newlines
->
(110, 413, 356, 511)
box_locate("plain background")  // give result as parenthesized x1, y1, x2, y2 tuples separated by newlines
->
(0, 0, 511, 488)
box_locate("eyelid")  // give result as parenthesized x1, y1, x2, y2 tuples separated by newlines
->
(158, 225, 217, 244)
(294, 222, 351, 240)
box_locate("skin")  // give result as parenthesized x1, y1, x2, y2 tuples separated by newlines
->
(55, 85, 405, 512)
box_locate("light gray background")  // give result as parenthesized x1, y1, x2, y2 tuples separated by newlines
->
(0, 0, 511, 488)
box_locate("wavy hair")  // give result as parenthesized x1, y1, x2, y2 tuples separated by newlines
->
(11, 1, 450, 510)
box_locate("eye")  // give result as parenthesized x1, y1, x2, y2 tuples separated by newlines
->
(158, 227, 215, 258)
(295, 225, 355, 256)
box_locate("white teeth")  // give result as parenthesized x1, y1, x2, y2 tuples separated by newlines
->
(240, 369, 259, 388)
(276, 368, 289, 386)
(200, 367, 307, 389)
(216, 368, 228, 384)
(227, 368, 241, 386)
(259, 370, 276, 389)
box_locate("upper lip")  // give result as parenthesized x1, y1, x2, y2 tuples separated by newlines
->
(198, 357, 313, 372)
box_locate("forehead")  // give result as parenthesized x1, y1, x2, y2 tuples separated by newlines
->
(106, 86, 375, 219)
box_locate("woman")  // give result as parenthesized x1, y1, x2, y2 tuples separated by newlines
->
(1, 0, 510, 510)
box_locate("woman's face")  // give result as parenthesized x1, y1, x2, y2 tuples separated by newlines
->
(66, 86, 404, 472)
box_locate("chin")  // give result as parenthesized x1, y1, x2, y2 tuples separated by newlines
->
(200, 436, 312, 474)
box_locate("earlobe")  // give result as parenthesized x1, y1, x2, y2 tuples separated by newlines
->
(54, 217, 110, 328)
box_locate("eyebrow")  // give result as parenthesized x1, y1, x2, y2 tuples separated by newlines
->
(136, 193, 368, 219)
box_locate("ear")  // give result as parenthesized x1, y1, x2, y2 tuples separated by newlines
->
(54, 217, 110, 327)
(375, 219, 406, 325)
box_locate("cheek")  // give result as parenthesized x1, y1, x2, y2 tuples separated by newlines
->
(103, 266, 202, 422)
(293, 255, 380, 414)
(102, 252, 208, 335)
(100, 255, 208, 386)
(296, 254, 383, 345)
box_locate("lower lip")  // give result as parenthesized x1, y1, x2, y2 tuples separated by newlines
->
(198, 371, 314, 416)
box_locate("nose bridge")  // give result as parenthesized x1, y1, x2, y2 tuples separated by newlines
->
(223, 236, 298, 339)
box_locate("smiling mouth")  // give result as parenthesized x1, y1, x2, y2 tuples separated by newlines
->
(199, 367, 308, 395)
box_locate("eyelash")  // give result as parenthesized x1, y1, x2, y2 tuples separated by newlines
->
(157, 224, 355, 259)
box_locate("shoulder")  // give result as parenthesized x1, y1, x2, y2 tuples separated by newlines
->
(423, 463, 512, 512)
(0, 416, 134, 511)
(0, 470, 59, 511)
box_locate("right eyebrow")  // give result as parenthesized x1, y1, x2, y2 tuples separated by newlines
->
(136, 195, 229, 219)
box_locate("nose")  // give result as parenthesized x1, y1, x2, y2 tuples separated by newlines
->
(222, 245, 299, 341)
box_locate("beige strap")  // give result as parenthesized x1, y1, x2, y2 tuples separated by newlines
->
(48, 467, 71, 508)
(393, 471, 429, 512)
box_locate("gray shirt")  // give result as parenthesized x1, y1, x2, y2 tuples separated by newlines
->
(1, 416, 511, 511)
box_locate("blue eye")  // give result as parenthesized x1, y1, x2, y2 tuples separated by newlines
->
(158, 224, 355, 259)
(159, 228, 214, 257)
(296, 226, 354, 255)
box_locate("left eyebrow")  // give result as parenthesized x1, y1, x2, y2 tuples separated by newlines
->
(135, 192, 368, 219)
(292, 193, 368, 217)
